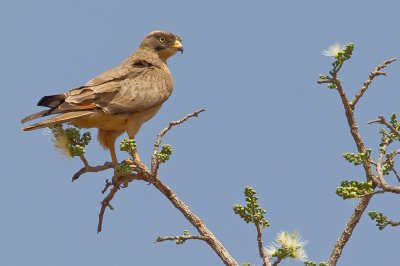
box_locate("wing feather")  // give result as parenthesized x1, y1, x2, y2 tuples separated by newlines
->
(64, 61, 173, 115)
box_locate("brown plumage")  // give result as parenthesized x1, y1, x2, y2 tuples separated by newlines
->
(21, 31, 183, 165)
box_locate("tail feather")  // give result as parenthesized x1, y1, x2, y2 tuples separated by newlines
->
(22, 111, 93, 131)
(21, 109, 53, 123)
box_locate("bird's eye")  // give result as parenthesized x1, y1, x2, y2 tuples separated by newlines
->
(159, 37, 166, 43)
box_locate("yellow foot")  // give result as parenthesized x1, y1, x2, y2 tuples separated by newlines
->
(125, 159, 134, 164)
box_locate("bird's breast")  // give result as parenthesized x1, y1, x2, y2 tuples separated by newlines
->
(70, 112, 130, 131)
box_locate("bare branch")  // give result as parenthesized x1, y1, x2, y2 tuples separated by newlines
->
(255, 223, 272, 266)
(367, 115, 400, 138)
(155, 234, 207, 243)
(72, 158, 114, 181)
(328, 194, 373, 265)
(392, 168, 400, 183)
(151, 109, 205, 177)
(374, 140, 400, 194)
(350, 58, 396, 107)
(148, 171, 238, 265)
(272, 258, 283, 266)
(79, 155, 90, 168)
(98, 182, 120, 233)
(386, 219, 400, 228)
(317, 78, 334, 84)
(101, 179, 113, 194)
(371, 190, 385, 196)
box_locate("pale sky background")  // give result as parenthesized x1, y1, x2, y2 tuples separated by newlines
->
(2, 1, 400, 265)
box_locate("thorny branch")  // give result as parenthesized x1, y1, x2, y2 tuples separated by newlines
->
(318, 58, 397, 266)
(72, 109, 239, 266)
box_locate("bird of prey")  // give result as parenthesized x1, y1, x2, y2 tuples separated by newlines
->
(21, 30, 183, 165)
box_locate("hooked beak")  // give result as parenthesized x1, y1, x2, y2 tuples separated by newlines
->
(172, 39, 184, 54)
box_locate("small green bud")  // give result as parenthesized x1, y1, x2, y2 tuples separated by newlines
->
(120, 138, 136, 153)
(368, 211, 392, 230)
(157, 144, 173, 163)
(233, 186, 269, 228)
(336, 180, 374, 199)
(115, 162, 131, 176)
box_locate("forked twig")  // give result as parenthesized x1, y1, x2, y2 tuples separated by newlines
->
(151, 109, 205, 177)
(367, 115, 400, 138)
(351, 58, 396, 107)
(72, 158, 114, 181)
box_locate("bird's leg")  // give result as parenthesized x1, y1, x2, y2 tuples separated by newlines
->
(124, 139, 141, 165)
(109, 145, 119, 167)
(127, 129, 141, 163)
(132, 144, 141, 162)
(98, 129, 124, 168)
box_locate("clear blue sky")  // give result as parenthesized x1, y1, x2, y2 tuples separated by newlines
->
(2, 1, 400, 265)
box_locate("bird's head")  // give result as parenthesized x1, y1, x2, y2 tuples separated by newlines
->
(139, 31, 183, 61)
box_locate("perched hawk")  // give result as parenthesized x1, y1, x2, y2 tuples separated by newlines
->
(21, 31, 183, 165)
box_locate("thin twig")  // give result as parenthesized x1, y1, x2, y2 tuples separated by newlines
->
(72, 160, 114, 181)
(386, 219, 400, 228)
(350, 58, 397, 107)
(255, 223, 271, 266)
(375, 139, 400, 194)
(152, 179, 238, 265)
(370, 190, 385, 196)
(392, 168, 400, 183)
(101, 179, 113, 194)
(155, 234, 207, 243)
(98, 182, 120, 233)
(97, 172, 150, 233)
(151, 109, 205, 177)
(272, 257, 283, 266)
(79, 155, 90, 168)
(367, 115, 400, 138)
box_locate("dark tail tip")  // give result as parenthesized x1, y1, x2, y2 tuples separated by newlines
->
(37, 94, 65, 108)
